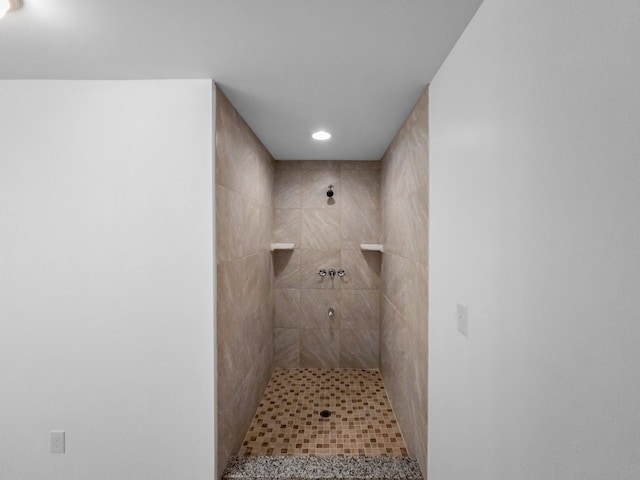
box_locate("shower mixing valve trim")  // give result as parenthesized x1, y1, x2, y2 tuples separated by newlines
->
(317, 268, 346, 277)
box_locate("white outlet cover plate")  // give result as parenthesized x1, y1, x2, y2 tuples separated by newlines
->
(457, 303, 468, 337)
(51, 431, 65, 454)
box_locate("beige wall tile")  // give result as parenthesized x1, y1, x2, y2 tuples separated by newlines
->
(379, 297, 411, 434)
(273, 249, 301, 289)
(340, 289, 379, 330)
(274, 328, 300, 368)
(300, 289, 341, 329)
(301, 209, 341, 250)
(340, 249, 380, 290)
(340, 160, 382, 170)
(300, 160, 341, 170)
(274, 289, 301, 328)
(215, 186, 244, 263)
(215, 88, 274, 478)
(407, 186, 429, 264)
(301, 170, 342, 209)
(274, 160, 301, 170)
(300, 329, 340, 367)
(342, 207, 380, 249)
(216, 259, 244, 321)
(274, 169, 302, 209)
(273, 161, 383, 369)
(340, 328, 379, 368)
(379, 85, 428, 473)
(242, 199, 271, 257)
(215, 93, 250, 195)
(407, 261, 428, 346)
(342, 169, 381, 210)
(242, 149, 273, 204)
(300, 249, 341, 289)
(381, 252, 412, 319)
(273, 208, 301, 245)
(241, 253, 267, 322)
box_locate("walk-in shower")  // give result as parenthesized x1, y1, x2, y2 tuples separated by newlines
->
(215, 85, 429, 479)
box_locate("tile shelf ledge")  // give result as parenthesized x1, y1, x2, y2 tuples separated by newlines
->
(270, 243, 295, 251)
(360, 243, 384, 252)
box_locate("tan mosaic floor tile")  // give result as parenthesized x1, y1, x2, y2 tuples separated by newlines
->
(239, 368, 409, 457)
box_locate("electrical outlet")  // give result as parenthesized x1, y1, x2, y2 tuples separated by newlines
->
(457, 303, 468, 337)
(51, 431, 65, 454)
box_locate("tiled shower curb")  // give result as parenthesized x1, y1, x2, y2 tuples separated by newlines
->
(222, 455, 423, 480)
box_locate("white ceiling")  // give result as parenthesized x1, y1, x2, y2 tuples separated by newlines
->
(0, 0, 483, 160)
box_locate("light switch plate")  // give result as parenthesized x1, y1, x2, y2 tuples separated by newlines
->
(457, 303, 468, 337)
(51, 431, 65, 454)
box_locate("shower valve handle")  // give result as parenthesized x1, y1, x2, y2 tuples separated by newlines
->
(318, 268, 327, 276)
(337, 269, 345, 277)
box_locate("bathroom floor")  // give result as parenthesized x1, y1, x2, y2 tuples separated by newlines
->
(238, 368, 408, 457)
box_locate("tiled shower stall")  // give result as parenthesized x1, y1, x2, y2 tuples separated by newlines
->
(216, 86, 428, 479)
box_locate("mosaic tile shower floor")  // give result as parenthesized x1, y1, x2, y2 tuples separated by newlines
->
(239, 368, 409, 457)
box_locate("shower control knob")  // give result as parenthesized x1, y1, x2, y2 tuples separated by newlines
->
(318, 268, 327, 276)
(337, 269, 345, 277)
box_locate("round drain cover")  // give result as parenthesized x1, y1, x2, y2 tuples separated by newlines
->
(319, 410, 332, 418)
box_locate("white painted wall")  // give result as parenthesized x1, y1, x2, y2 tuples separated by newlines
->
(0, 80, 215, 480)
(429, 1, 640, 478)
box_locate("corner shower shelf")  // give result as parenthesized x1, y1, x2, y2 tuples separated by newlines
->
(270, 243, 295, 251)
(360, 243, 384, 252)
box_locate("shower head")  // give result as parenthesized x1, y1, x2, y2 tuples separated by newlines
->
(327, 185, 334, 198)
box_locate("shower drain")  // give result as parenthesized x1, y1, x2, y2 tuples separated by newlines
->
(319, 410, 332, 418)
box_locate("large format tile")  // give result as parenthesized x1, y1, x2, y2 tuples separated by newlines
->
(404, 332, 428, 461)
(378, 87, 429, 477)
(406, 186, 428, 264)
(274, 328, 300, 368)
(341, 160, 382, 170)
(340, 289, 379, 329)
(242, 253, 268, 322)
(301, 170, 342, 209)
(273, 208, 301, 245)
(300, 289, 341, 329)
(342, 207, 380, 250)
(216, 258, 245, 322)
(300, 160, 341, 170)
(215, 87, 275, 480)
(339, 328, 379, 368)
(242, 147, 273, 205)
(300, 329, 339, 367)
(379, 299, 411, 437)
(342, 169, 381, 210)
(301, 209, 341, 250)
(216, 185, 244, 263)
(242, 198, 271, 257)
(273, 249, 301, 289)
(407, 261, 428, 347)
(215, 92, 251, 196)
(382, 200, 401, 257)
(274, 169, 301, 209)
(381, 89, 428, 204)
(274, 160, 300, 170)
(274, 289, 300, 328)
(381, 253, 413, 319)
(340, 249, 380, 290)
(300, 249, 341, 289)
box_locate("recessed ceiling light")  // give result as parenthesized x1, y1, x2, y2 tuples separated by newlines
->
(312, 130, 331, 141)
(0, 0, 22, 19)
